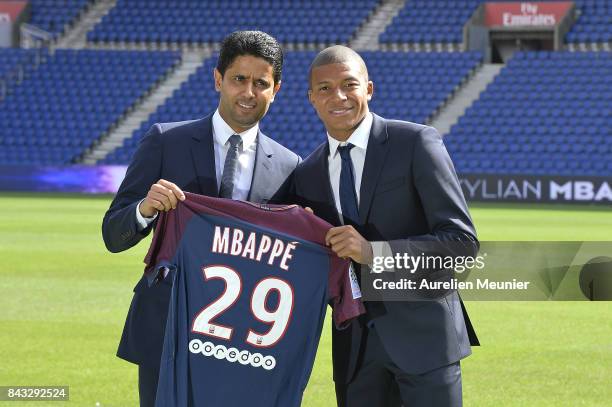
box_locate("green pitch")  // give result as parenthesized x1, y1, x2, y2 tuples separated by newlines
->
(0, 194, 611, 406)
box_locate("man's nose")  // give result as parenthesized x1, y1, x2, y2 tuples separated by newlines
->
(243, 82, 255, 98)
(332, 87, 348, 101)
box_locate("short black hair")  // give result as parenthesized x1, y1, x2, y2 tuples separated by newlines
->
(217, 31, 283, 85)
(308, 45, 368, 89)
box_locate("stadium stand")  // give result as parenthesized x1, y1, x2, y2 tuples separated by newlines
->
(380, 0, 481, 45)
(99, 56, 219, 165)
(566, 0, 612, 43)
(1, 0, 609, 180)
(367, 51, 482, 122)
(28, 0, 93, 38)
(99, 51, 482, 164)
(0, 48, 36, 79)
(445, 51, 612, 176)
(0, 49, 181, 165)
(0, 48, 43, 92)
(380, 0, 612, 45)
(87, 0, 378, 44)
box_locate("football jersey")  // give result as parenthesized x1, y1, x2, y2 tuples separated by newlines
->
(145, 192, 364, 407)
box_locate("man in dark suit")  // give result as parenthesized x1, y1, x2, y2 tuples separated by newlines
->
(286, 46, 479, 406)
(102, 31, 299, 407)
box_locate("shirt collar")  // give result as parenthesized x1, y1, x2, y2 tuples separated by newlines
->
(327, 112, 373, 158)
(212, 109, 258, 150)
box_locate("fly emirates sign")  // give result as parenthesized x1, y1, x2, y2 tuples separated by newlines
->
(485, 2, 573, 27)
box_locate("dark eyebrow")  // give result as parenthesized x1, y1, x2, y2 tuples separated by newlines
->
(315, 76, 359, 86)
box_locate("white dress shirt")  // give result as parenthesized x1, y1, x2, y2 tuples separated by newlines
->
(211, 109, 258, 200)
(326, 112, 389, 268)
(327, 112, 373, 219)
(136, 109, 258, 229)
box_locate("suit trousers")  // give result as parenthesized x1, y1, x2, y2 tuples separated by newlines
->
(335, 326, 462, 407)
(138, 365, 159, 407)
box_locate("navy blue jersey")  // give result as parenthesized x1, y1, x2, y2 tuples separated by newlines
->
(145, 193, 364, 407)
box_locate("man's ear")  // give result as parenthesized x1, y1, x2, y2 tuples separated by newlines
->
(213, 68, 222, 92)
(271, 80, 281, 103)
(307, 89, 314, 105)
(366, 80, 374, 102)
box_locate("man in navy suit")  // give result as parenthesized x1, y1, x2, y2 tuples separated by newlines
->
(102, 31, 299, 407)
(286, 46, 479, 406)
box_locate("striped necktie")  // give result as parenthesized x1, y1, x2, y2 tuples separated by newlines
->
(219, 134, 242, 199)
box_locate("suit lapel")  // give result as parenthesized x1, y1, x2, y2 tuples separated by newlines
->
(358, 113, 390, 224)
(189, 115, 218, 196)
(247, 132, 274, 203)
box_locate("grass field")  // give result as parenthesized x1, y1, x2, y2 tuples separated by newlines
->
(1, 193, 611, 406)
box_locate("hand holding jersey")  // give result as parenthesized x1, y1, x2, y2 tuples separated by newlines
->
(325, 225, 373, 265)
(139, 179, 186, 217)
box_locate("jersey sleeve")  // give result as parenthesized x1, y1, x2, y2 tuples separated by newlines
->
(143, 208, 181, 286)
(328, 256, 366, 329)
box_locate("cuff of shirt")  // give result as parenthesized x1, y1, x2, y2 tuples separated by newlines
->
(136, 199, 158, 231)
(370, 241, 395, 272)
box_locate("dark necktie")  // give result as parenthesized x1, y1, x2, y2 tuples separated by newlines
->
(219, 134, 242, 199)
(337, 144, 359, 226)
